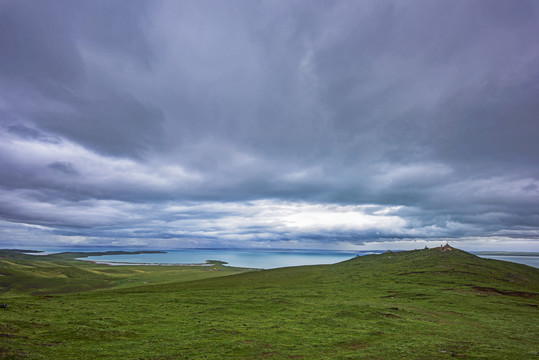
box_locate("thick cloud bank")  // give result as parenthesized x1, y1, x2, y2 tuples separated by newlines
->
(1, 0, 538, 250)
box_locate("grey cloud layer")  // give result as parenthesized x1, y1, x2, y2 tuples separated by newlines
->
(1, 0, 538, 249)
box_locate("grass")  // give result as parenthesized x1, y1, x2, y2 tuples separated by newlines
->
(0, 248, 538, 359)
(0, 250, 250, 296)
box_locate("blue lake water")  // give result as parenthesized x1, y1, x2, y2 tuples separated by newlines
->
(79, 249, 372, 269)
(28, 248, 539, 269)
(475, 255, 539, 268)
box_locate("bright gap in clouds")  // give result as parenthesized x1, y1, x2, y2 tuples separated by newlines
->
(0, 125, 538, 251)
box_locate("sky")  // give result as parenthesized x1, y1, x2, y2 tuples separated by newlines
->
(1, 0, 538, 251)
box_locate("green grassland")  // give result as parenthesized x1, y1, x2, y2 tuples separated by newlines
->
(0, 250, 251, 296)
(0, 248, 538, 359)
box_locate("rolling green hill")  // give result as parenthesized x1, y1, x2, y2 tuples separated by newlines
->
(0, 250, 252, 296)
(1, 248, 538, 359)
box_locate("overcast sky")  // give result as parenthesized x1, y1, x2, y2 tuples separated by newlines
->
(1, 0, 538, 251)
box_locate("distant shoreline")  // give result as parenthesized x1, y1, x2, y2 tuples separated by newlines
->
(83, 259, 214, 266)
(473, 251, 539, 257)
(11, 248, 539, 268)
(16, 248, 539, 257)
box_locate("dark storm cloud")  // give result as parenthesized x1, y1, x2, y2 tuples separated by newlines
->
(48, 162, 78, 175)
(0, 1, 83, 88)
(6, 124, 61, 144)
(34, 91, 165, 158)
(1, 0, 538, 250)
(0, 0, 162, 158)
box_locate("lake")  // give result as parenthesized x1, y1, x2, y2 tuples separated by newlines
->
(32, 248, 539, 269)
(80, 249, 372, 269)
(475, 255, 539, 268)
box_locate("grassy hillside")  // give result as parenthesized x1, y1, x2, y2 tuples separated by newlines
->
(0, 248, 538, 359)
(0, 250, 252, 296)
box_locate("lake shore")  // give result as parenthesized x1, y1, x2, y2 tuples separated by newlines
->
(82, 259, 214, 266)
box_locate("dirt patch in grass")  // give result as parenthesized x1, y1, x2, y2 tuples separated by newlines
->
(438, 341, 474, 358)
(473, 286, 538, 298)
(0, 347, 28, 359)
(0, 333, 16, 338)
(260, 352, 303, 359)
(378, 312, 400, 318)
(345, 342, 369, 350)
(399, 271, 479, 276)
